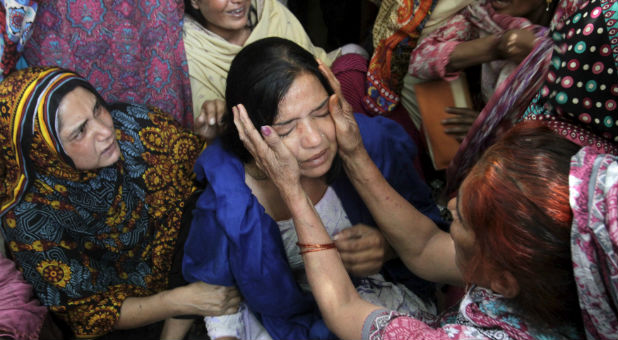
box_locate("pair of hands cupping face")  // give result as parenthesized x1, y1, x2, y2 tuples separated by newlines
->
(232, 59, 361, 192)
(232, 60, 392, 277)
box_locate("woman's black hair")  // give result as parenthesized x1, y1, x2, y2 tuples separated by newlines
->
(221, 37, 341, 181)
(184, 0, 258, 30)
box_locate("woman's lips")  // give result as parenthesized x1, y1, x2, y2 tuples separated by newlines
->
(227, 6, 247, 18)
(301, 149, 328, 169)
(101, 141, 118, 158)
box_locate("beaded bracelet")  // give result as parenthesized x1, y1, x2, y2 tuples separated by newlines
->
(296, 242, 336, 255)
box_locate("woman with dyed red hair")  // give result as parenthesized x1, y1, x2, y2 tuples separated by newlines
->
(232, 59, 588, 339)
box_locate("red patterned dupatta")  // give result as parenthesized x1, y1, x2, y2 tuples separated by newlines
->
(363, 0, 438, 115)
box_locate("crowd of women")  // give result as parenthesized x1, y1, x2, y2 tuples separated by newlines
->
(0, 0, 617, 339)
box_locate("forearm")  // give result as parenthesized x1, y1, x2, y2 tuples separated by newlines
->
(115, 290, 179, 330)
(445, 35, 500, 73)
(341, 150, 461, 285)
(282, 185, 380, 339)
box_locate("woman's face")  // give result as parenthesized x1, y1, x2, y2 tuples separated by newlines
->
(190, 0, 251, 38)
(447, 196, 477, 278)
(272, 72, 337, 179)
(57, 87, 120, 170)
(490, 0, 545, 19)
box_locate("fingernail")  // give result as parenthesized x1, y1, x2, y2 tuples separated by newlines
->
(209, 117, 216, 126)
(332, 234, 340, 240)
(261, 126, 271, 136)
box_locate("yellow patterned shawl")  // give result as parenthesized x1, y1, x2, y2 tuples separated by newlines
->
(0, 67, 203, 338)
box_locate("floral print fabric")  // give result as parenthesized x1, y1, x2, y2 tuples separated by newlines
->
(569, 147, 618, 339)
(363, 286, 578, 340)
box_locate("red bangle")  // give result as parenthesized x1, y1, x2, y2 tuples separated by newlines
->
(296, 242, 336, 255)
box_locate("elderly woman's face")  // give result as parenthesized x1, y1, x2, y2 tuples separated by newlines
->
(272, 73, 337, 179)
(57, 87, 120, 170)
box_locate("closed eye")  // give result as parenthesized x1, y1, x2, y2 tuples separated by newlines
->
(277, 124, 295, 138)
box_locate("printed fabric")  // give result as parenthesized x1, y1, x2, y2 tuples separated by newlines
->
(22, 0, 194, 127)
(408, 0, 533, 102)
(569, 147, 618, 340)
(0, 67, 203, 338)
(363, 0, 438, 115)
(363, 286, 579, 340)
(523, 0, 618, 154)
(0, 0, 36, 81)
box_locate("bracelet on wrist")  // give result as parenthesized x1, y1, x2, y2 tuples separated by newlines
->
(296, 242, 336, 255)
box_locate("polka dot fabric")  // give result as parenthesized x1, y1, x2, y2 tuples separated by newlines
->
(524, 0, 618, 153)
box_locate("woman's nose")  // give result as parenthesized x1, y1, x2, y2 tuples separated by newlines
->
(93, 118, 114, 140)
(299, 120, 322, 148)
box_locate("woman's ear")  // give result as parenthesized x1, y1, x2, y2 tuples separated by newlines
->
(489, 270, 520, 298)
(190, 0, 200, 10)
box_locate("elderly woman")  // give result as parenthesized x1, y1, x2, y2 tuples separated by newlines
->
(0, 67, 240, 339)
(233, 56, 588, 338)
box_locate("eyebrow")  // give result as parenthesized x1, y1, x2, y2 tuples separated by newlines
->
(273, 98, 329, 126)
(67, 98, 100, 140)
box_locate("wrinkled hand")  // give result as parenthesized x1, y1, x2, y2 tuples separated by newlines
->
(442, 107, 479, 143)
(333, 224, 395, 277)
(178, 281, 241, 316)
(232, 104, 301, 191)
(497, 29, 537, 64)
(316, 59, 364, 158)
(194, 99, 226, 142)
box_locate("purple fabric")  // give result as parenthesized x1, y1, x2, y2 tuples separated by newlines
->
(569, 147, 618, 340)
(0, 253, 47, 340)
(23, 0, 194, 127)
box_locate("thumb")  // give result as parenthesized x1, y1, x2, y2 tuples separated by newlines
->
(329, 94, 346, 124)
(334, 226, 362, 241)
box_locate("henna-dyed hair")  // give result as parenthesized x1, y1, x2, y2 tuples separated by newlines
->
(460, 121, 582, 332)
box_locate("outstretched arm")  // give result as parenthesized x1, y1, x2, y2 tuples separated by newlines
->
(116, 281, 240, 330)
(317, 60, 462, 286)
